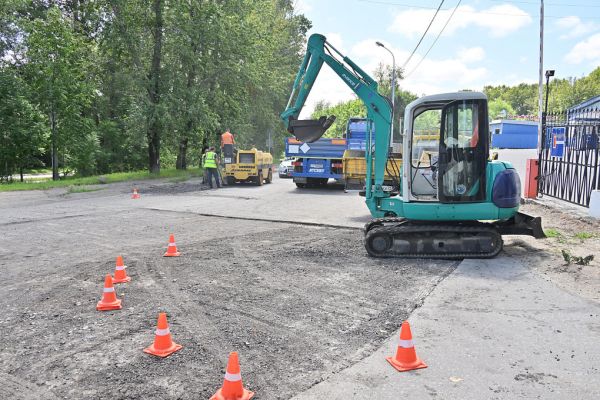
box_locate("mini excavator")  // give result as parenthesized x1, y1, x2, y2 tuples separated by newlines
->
(281, 33, 545, 259)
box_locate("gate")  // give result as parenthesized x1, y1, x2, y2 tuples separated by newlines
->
(539, 107, 600, 207)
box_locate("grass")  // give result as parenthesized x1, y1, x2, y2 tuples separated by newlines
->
(544, 228, 562, 238)
(574, 232, 596, 240)
(0, 168, 203, 192)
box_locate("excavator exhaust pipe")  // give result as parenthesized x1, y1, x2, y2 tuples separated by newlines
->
(287, 115, 336, 143)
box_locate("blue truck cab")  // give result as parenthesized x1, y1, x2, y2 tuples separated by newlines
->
(284, 137, 347, 188)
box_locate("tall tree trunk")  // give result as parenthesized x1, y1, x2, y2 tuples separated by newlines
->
(20, 166, 24, 182)
(50, 108, 59, 181)
(176, 137, 188, 170)
(147, 0, 163, 174)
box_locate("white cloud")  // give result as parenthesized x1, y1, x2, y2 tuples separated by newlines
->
(565, 33, 600, 65)
(294, 0, 312, 14)
(324, 32, 345, 52)
(389, 4, 531, 38)
(402, 55, 488, 95)
(556, 16, 599, 40)
(457, 47, 485, 63)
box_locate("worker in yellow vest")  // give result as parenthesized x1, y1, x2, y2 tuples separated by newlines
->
(202, 146, 221, 189)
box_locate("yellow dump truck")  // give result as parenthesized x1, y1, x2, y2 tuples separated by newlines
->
(224, 148, 273, 185)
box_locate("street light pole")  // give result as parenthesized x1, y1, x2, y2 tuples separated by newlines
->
(376, 41, 395, 147)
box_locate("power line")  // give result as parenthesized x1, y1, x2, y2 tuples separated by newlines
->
(488, 0, 600, 8)
(356, 0, 600, 19)
(401, 0, 445, 70)
(404, 0, 462, 78)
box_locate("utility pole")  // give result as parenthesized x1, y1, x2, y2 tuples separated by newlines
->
(537, 0, 544, 152)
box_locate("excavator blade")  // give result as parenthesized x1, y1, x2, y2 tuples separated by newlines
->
(287, 115, 336, 143)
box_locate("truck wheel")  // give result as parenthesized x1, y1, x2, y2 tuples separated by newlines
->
(295, 182, 306, 188)
(256, 170, 264, 186)
(226, 176, 236, 185)
(266, 169, 272, 184)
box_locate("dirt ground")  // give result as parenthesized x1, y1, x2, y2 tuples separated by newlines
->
(505, 202, 600, 302)
(0, 182, 455, 399)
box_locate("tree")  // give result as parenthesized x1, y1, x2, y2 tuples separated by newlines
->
(488, 99, 515, 120)
(0, 68, 47, 181)
(24, 6, 96, 179)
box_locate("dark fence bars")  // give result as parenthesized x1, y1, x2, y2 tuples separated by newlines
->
(539, 107, 600, 207)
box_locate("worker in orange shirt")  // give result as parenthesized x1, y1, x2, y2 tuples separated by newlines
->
(221, 129, 235, 164)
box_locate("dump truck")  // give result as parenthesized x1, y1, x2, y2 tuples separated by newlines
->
(341, 118, 402, 191)
(224, 148, 273, 186)
(284, 137, 346, 188)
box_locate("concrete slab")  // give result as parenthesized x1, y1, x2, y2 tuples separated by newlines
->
(293, 256, 600, 400)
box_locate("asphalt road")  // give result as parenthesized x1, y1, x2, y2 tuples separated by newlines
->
(0, 177, 454, 399)
(1, 175, 598, 399)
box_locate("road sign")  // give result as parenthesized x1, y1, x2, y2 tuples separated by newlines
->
(550, 127, 565, 158)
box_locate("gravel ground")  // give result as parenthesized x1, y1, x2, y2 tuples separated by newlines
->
(0, 182, 456, 399)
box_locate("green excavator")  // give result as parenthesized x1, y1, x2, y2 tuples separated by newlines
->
(281, 33, 545, 259)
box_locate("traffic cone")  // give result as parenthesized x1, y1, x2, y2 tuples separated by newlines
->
(131, 188, 141, 199)
(386, 321, 427, 372)
(163, 234, 180, 257)
(143, 312, 183, 358)
(210, 352, 254, 400)
(111, 255, 131, 284)
(96, 274, 122, 311)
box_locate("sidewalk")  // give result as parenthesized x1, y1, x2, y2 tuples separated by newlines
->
(293, 256, 600, 399)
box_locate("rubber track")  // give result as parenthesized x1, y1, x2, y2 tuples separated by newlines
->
(364, 222, 503, 259)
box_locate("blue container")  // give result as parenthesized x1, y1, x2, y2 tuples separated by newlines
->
(490, 120, 538, 149)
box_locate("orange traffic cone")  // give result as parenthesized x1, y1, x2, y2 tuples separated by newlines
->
(143, 312, 183, 358)
(163, 234, 180, 257)
(386, 321, 427, 372)
(111, 256, 131, 284)
(96, 274, 122, 311)
(131, 188, 141, 199)
(210, 352, 254, 400)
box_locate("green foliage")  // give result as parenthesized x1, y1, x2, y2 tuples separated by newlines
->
(488, 99, 516, 120)
(0, 168, 203, 192)
(574, 232, 596, 240)
(0, 0, 309, 182)
(312, 99, 367, 138)
(0, 68, 48, 181)
(24, 6, 97, 177)
(562, 249, 594, 266)
(484, 67, 600, 115)
(544, 228, 561, 238)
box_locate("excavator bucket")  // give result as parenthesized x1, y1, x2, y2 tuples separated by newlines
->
(287, 116, 336, 143)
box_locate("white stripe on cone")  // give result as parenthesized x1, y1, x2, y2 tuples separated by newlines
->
(398, 339, 414, 348)
(224, 372, 242, 382)
(103, 287, 115, 293)
(115, 265, 126, 271)
(155, 327, 170, 336)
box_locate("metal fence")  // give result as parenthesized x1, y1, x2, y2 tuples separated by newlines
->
(539, 107, 600, 207)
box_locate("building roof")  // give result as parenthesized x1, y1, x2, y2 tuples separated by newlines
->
(490, 119, 538, 126)
(568, 95, 600, 112)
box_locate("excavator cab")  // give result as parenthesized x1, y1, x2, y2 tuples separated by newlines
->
(286, 115, 336, 143)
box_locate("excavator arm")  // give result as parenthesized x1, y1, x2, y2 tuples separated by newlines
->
(280, 33, 393, 199)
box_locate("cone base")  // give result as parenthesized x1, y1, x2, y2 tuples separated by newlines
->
(112, 276, 132, 284)
(96, 299, 122, 311)
(163, 252, 181, 257)
(143, 342, 183, 358)
(210, 388, 254, 400)
(386, 356, 427, 372)
(131, 195, 140, 199)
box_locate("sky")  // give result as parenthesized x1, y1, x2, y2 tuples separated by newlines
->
(294, 0, 600, 116)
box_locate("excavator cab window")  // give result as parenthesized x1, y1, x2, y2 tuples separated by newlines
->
(438, 99, 488, 203)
